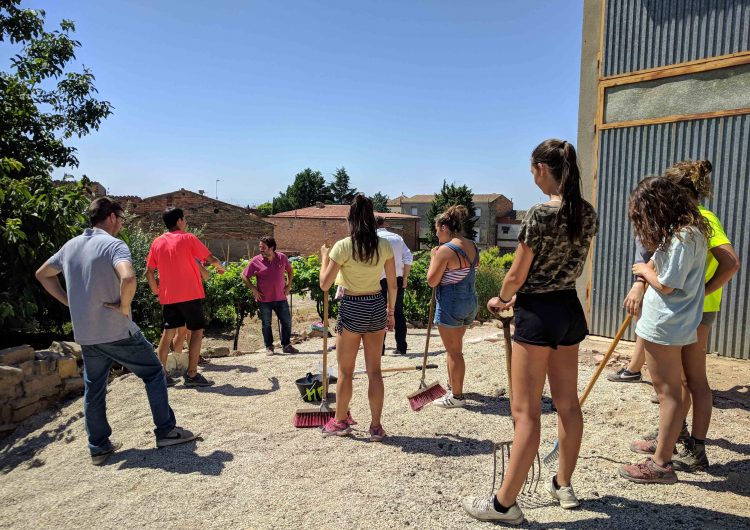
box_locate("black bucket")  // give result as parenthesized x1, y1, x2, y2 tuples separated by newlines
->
(295, 372, 337, 403)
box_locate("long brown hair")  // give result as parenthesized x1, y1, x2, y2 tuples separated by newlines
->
(663, 159, 713, 201)
(628, 176, 710, 253)
(531, 139, 584, 242)
(348, 194, 380, 263)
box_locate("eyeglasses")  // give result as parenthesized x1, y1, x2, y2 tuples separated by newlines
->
(115, 213, 126, 223)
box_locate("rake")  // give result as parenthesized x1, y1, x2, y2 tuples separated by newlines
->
(490, 311, 541, 495)
(407, 288, 447, 411)
(542, 313, 633, 468)
(292, 291, 353, 427)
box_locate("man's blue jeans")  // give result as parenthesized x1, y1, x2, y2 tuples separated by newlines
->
(259, 300, 292, 348)
(81, 331, 176, 455)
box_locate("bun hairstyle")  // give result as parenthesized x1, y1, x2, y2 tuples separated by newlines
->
(435, 205, 469, 235)
(348, 194, 380, 263)
(663, 159, 713, 201)
(628, 176, 710, 253)
(531, 139, 584, 242)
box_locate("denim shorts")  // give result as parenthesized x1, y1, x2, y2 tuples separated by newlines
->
(434, 284, 478, 328)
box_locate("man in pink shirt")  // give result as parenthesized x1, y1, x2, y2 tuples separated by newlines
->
(242, 236, 298, 355)
(147, 207, 224, 387)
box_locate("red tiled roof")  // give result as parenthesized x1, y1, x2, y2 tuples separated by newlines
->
(401, 193, 508, 203)
(270, 204, 420, 220)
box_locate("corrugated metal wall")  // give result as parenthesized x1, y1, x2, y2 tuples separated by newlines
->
(590, 115, 750, 358)
(603, 0, 750, 77)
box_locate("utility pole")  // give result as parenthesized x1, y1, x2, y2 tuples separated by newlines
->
(215, 179, 221, 200)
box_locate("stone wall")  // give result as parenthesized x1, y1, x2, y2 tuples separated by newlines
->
(0, 343, 84, 436)
(117, 189, 275, 262)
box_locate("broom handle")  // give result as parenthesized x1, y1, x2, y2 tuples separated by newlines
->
(382, 364, 438, 373)
(322, 291, 329, 398)
(419, 288, 437, 384)
(579, 314, 632, 406)
(501, 317, 513, 405)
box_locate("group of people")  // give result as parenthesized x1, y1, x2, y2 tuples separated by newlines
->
(35, 137, 739, 525)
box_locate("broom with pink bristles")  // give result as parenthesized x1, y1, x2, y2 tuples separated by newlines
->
(407, 288, 447, 411)
(293, 291, 353, 428)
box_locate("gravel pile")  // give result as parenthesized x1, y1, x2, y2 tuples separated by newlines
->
(1, 323, 748, 529)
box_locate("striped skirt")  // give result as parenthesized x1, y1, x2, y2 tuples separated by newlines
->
(335, 293, 388, 335)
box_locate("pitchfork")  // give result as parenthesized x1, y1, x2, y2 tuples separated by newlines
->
(489, 310, 541, 496)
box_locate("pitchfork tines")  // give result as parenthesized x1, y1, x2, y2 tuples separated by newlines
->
(490, 441, 541, 496)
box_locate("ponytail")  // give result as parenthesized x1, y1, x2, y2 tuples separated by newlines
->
(663, 159, 713, 201)
(531, 139, 584, 242)
(348, 194, 380, 263)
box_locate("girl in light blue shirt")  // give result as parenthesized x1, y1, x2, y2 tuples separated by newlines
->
(619, 176, 710, 486)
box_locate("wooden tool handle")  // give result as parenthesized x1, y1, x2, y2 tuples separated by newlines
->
(579, 314, 632, 406)
(322, 291, 329, 396)
(382, 364, 438, 373)
(500, 316, 513, 405)
(420, 288, 437, 383)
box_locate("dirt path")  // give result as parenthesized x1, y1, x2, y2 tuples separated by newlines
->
(1, 324, 748, 529)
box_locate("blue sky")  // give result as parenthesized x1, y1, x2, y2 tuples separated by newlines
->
(32, 0, 583, 209)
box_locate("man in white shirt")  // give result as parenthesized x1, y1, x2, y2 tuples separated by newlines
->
(376, 216, 413, 355)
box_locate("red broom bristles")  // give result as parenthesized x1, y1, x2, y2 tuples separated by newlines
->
(292, 409, 355, 428)
(407, 381, 447, 412)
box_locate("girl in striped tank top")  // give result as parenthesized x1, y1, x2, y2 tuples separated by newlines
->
(426, 205, 479, 410)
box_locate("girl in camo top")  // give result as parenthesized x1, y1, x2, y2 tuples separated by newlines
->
(463, 139, 598, 524)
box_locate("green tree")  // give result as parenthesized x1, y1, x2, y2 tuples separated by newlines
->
(425, 181, 476, 246)
(371, 192, 391, 213)
(329, 166, 358, 204)
(290, 254, 339, 320)
(272, 168, 332, 213)
(255, 202, 273, 216)
(0, 2, 113, 178)
(203, 262, 259, 350)
(0, 173, 90, 330)
(0, 2, 112, 331)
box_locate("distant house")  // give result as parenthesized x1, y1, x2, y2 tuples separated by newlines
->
(113, 188, 274, 261)
(395, 193, 514, 249)
(269, 203, 420, 257)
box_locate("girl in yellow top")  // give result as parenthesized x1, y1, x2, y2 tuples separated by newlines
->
(320, 195, 397, 441)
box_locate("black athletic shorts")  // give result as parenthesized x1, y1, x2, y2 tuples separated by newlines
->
(162, 299, 205, 331)
(512, 289, 588, 349)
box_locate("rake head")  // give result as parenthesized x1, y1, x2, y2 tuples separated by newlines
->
(490, 441, 541, 496)
(542, 440, 560, 470)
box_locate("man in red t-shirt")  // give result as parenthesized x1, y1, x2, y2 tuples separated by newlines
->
(242, 236, 298, 355)
(147, 207, 224, 387)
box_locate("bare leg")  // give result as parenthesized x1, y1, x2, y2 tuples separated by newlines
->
(156, 328, 177, 369)
(171, 326, 188, 353)
(547, 344, 583, 486)
(186, 328, 204, 377)
(681, 325, 712, 439)
(437, 325, 467, 395)
(362, 330, 386, 426)
(334, 330, 362, 422)
(643, 339, 683, 466)
(496, 341, 550, 507)
(627, 335, 647, 373)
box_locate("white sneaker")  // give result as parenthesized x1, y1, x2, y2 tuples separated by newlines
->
(433, 393, 466, 409)
(461, 496, 524, 524)
(546, 476, 579, 509)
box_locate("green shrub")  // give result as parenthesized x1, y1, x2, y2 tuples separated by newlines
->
(402, 252, 432, 325)
(290, 254, 339, 320)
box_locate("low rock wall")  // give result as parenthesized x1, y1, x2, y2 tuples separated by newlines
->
(0, 342, 84, 436)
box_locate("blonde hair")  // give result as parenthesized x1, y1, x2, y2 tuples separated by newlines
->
(663, 159, 713, 200)
(435, 205, 468, 234)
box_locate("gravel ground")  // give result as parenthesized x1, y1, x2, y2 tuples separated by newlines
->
(1, 322, 749, 530)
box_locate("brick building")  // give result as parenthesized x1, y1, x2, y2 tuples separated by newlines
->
(392, 193, 514, 249)
(270, 204, 420, 257)
(114, 189, 274, 261)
